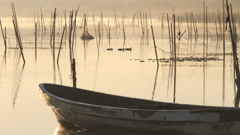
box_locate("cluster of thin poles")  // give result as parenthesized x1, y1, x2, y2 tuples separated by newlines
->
(11, 3, 25, 64)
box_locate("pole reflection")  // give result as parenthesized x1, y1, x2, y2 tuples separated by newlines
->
(12, 59, 25, 110)
(151, 65, 159, 100)
(54, 124, 86, 135)
(54, 124, 161, 135)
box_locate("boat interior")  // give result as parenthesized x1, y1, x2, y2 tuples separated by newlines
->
(42, 83, 236, 110)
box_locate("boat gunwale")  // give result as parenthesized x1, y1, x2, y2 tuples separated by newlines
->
(39, 83, 240, 111)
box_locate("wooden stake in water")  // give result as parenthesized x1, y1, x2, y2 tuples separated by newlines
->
(123, 27, 126, 39)
(140, 11, 144, 34)
(226, 0, 240, 107)
(178, 30, 186, 40)
(222, 0, 226, 106)
(57, 26, 66, 64)
(104, 23, 110, 38)
(167, 13, 172, 52)
(194, 20, 198, 40)
(151, 25, 159, 66)
(11, 3, 25, 64)
(217, 9, 223, 40)
(101, 11, 103, 40)
(149, 10, 159, 66)
(186, 12, 189, 39)
(114, 7, 117, 27)
(0, 19, 7, 49)
(52, 8, 57, 62)
(173, 14, 177, 103)
(215, 20, 219, 41)
(206, 7, 208, 56)
(4, 27, 6, 47)
(35, 22, 37, 60)
(170, 23, 174, 54)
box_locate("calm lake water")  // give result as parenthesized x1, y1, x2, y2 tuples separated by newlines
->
(0, 14, 239, 134)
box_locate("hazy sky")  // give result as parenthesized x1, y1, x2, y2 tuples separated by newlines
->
(1, 0, 239, 17)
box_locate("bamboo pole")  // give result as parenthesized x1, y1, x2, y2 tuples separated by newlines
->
(123, 27, 126, 39)
(12, 3, 22, 45)
(140, 11, 144, 34)
(35, 22, 37, 60)
(161, 13, 164, 28)
(123, 14, 126, 39)
(186, 12, 189, 39)
(114, 7, 117, 27)
(167, 13, 172, 53)
(226, 0, 240, 107)
(151, 26, 159, 66)
(68, 10, 73, 62)
(50, 13, 52, 46)
(57, 26, 65, 64)
(131, 12, 136, 26)
(0, 19, 7, 49)
(11, 3, 25, 64)
(71, 58, 77, 88)
(101, 11, 103, 39)
(4, 27, 6, 47)
(145, 12, 148, 33)
(12, 19, 25, 63)
(98, 22, 101, 44)
(206, 7, 208, 58)
(173, 14, 177, 103)
(191, 12, 194, 40)
(178, 30, 186, 40)
(222, 0, 226, 106)
(64, 10, 67, 42)
(203, 1, 206, 60)
(149, 10, 159, 66)
(215, 20, 219, 40)
(230, 4, 236, 43)
(142, 12, 145, 32)
(192, 13, 196, 40)
(170, 23, 174, 54)
(52, 8, 57, 62)
(238, 10, 240, 27)
(71, 6, 79, 55)
(104, 23, 110, 38)
(189, 13, 192, 40)
(217, 9, 223, 40)
(194, 20, 198, 40)
(109, 27, 111, 40)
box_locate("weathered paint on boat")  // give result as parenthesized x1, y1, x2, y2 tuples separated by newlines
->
(39, 83, 240, 135)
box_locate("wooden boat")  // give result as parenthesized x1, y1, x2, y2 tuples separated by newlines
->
(39, 83, 240, 135)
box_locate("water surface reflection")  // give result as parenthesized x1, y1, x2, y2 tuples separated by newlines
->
(54, 124, 160, 135)
(54, 125, 85, 135)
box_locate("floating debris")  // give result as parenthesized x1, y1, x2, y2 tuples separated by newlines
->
(118, 48, 124, 51)
(114, 47, 132, 51)
(124, 47, 132, 51)
(156, 57, 222, 62)
(162, 60, 169, 63)
(207, 53, 233, 56)
(106, 48, 113, 51)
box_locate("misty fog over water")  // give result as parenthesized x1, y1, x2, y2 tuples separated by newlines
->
(1, 0, 240, 18)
